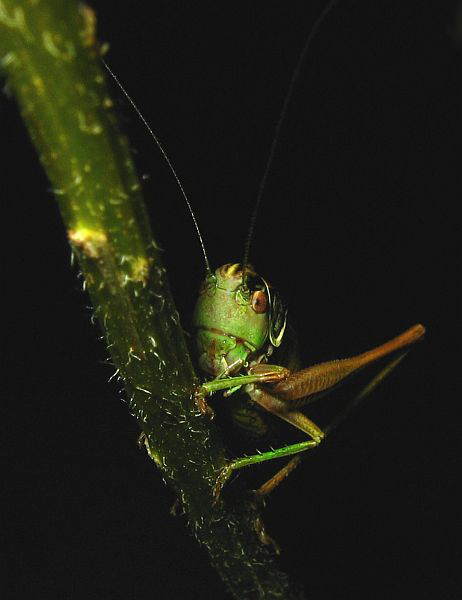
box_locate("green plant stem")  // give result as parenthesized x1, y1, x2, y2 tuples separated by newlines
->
(0, 2, 304, 598)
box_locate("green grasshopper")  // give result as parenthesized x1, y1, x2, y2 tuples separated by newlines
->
(193, 262, 424, 502)
(103, 1, 425, 515)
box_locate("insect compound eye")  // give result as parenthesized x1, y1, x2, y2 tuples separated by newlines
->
(251, 290, 267, 314)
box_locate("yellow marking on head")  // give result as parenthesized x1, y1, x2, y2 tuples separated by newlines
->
(227, 263, 240, 276)
(221, 263, 256, 278)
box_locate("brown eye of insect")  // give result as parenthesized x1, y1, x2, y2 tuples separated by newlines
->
(251, 290, 267, 313)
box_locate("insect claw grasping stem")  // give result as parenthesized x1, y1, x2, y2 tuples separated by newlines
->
(212, 463, 234, 503)
(254, 515, 281, 554)
(194, 388, 215, 419)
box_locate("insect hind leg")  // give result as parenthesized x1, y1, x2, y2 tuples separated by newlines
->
(252, 351, 411, 501)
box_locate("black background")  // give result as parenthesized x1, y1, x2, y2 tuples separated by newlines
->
(2, 1, 460, 599)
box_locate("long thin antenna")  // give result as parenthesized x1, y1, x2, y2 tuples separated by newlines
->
(101, 58, 212, 275)
(242, 0, 338, 271)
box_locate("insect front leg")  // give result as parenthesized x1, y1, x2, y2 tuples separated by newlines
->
(194, 364, 290, 418)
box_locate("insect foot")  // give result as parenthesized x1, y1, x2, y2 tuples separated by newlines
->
(254, 515, 281, 555)
(194, 388, 215, 419)
(212, 463, 234, 503)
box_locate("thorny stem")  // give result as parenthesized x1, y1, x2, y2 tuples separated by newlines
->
(0, 2, 304, 598)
